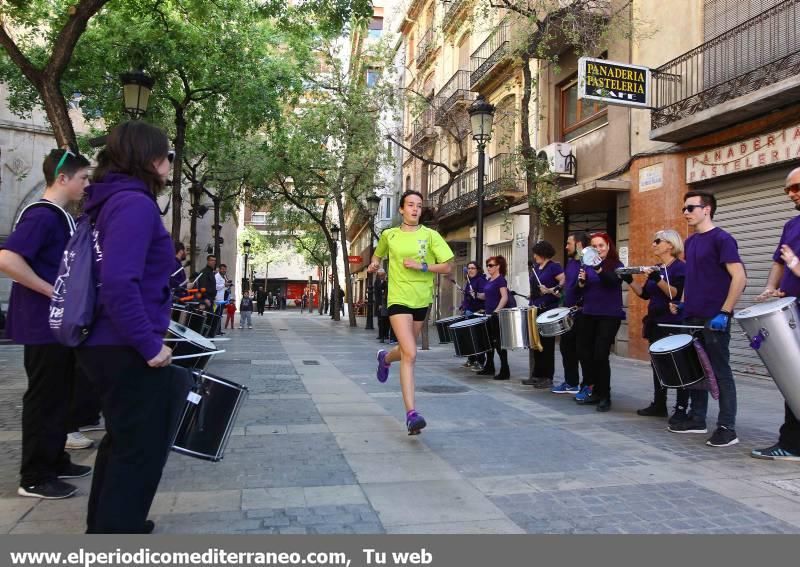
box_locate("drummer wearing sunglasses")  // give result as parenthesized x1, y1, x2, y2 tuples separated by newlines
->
(750, 168, 800, 461)
(668, 191, 746, 447)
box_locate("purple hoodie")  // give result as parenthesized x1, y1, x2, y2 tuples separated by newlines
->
(82, 173, 173, 360)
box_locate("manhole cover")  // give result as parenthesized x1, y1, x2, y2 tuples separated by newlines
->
(419, 385, 469, 394)
(302, 360, 320, 365)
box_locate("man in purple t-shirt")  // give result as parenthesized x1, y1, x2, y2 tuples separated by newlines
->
(669, 191, 747, 448)
(751, 168, 800, 461)
(0, 149, 93, 499)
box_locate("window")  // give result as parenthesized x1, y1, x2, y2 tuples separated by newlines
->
(560, 78, 607, 141)
(366, 68, 380, 88)
(368, 16, 383, 39)
(405, 175, 412, 192)
(251, 212, 267, 225)
(381, 196, 393, 220)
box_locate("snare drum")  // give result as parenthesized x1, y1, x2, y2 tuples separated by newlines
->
(449, 317, 492, 356)
(172, 370, 248, 461)
(166, 321, 219, 371)
(734, 297, 800, 418)
(434, 315, 466, 344)
(536, 307, 575, 337)
(649, 334, 705, 388)
(171, 305, 207, 335)
(497, 308, 529, 350)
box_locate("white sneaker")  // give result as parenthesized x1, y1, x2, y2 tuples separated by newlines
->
(65, 432, 94, 450)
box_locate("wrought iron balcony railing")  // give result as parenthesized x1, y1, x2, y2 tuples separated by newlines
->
(410, 107, 437, 148)
(429, 153, 523, 218)
(470, 20, 511, 88)
(652, 0, 800, 130)
(416, 27, 437, 68)
(435, 70, 475, 125)
(442, 0, 470, 32)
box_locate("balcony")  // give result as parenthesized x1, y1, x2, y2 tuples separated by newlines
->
(416, 27, 437, 69)
(410, 107, 437, 149)
(429, 153, 524, 219)
(442, 0, 471, 35)
(651, 0, 800, 142)
(435, 70, 476, 125)
(470, 20, 511, 90)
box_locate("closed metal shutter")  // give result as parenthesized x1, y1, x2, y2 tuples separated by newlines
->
(710, 168, 795, 377)
(488, 242, 513, 269)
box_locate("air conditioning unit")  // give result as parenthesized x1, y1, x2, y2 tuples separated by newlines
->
(537, 142, 576, 179)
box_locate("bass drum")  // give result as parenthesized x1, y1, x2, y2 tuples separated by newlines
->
(434, 315, 466, 344)
(449, 317, 492, 356)
(166, 321, 219, 371)
(649, 334, 705, 388)
(734, 297, 800, 418)
(172, 370, 248, 462)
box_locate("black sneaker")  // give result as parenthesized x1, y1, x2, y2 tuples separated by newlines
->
(707, 426, 739, 447)
(750, 444, 800, 461)
(637, 403, 667, 417)
(668, 406, 689, 426)
(57, 463, 92, 479)
(667, 419, 707, 434)
(18, 479, 78, 499)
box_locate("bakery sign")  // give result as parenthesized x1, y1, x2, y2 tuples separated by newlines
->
(687, 123, 800, 183)
(578, 57, 650, 108)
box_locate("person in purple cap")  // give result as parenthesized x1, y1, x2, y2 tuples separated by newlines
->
(75, 121, 193, 533)
(751, 167, 800, 461)
(669, 191, 746, 447)
(0, 149, 93, 500)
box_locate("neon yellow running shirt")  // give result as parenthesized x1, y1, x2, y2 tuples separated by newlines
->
(374, 226, 454, 309)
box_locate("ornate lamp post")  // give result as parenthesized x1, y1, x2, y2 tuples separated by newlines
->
(242, 239, 251, 292)
(364, 194, 381, 331)
(120, 70, 155, 120)
(467, 95, 495, 268)
(330, 224, 340, 320)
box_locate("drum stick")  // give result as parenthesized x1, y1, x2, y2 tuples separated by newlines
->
(172, 349, 226, 360)
(210, 337, 231, 341)
(531, 267, 543, 287)
(511, 290, 531, 300)
(163, 338, 193, 342)
(657, 324, 704, 330)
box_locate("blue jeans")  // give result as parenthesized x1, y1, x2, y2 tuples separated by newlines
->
(686, 318, 737, 429)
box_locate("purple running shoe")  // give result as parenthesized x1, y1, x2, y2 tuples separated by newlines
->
(376, 350, 390, 383)
(406, 410, 426, 435)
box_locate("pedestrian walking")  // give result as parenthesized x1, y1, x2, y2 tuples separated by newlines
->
(239, 292, 254, 329)
(369, 190, 454, 435)
(0, 148, 93, 499)
(668, 191, 746, 447)
(75, 121, 193, 533)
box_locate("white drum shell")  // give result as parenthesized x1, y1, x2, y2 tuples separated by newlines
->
(536, 307, 574, 337)
(497, 308, 529, 350)
(734, 297, 800, 418)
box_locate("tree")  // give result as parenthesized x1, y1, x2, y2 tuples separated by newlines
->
(0, 0, 112, 147)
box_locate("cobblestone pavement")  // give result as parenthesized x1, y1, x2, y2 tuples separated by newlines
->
(1, 311, 799, 534)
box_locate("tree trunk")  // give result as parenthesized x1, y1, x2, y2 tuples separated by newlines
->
(335, 193, 357, 327)
(189, 186, 201, 276)
(213, 196, 221, 264)
(41, 80, 77, 148)
(329, 243, 340, 322)
(171, 106, 187, 241)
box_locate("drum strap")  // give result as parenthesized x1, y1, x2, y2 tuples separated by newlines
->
(692, 337, 719, 400)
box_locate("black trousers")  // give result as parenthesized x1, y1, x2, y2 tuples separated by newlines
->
(531, 336, 556, 380)
(779, 403, 800, 453)
(68, 364, 102, 432)
(559, 318, 584, 387)
(21, 344, 75, 487)
(257, 301, 265, 315)
(485, 315, 509, 374)
(378, 315, 390, 340)
(576, 315, 621, 399)
(77, 347, 192, 534)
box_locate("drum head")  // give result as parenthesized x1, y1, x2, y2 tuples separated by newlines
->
(168, 321, 216, 350)
(581, 247, 602, 267)
(450, 317, 488, 329)
(537, 307, 571, 323)
(734, 297, 797, 320)
(436, 315, 464, 324)
(649, 334, 693, 353)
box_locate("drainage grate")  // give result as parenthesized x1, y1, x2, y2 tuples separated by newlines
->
(419, 385, 469, 394)
(302, 360, 320, 365)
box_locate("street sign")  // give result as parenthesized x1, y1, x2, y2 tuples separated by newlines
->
(578, 57, 650, 108)
(347, 256, 362, 263)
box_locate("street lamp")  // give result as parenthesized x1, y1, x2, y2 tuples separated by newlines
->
(365, 194, 381, 331)
(242, 239, 251, 292)
(330, 224, 340, 319)
(468, 95, 495, 268)
(120, 69, 155, 120)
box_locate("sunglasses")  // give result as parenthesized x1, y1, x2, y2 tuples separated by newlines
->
(167, 150, 176, 164)
(54, 149, 76, 178)
(681, 204, 706, 213)
(785, 183, 800, 194)
(653, 238, 662, 245)
(486, 263, 497, 268)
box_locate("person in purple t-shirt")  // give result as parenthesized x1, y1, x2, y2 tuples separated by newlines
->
(476, 255, 511, 380)
(459, 261, 486, 370)
(523, 241, 564, 390)
(669, 191, 746, 448)
(0, 149, 92, 500)
(576, 232, 625, 412)
(551, 232, 590, 395)
(751, 168, 800, 461)
(75, 121, 193, 534)
(625, 229, 690, 421)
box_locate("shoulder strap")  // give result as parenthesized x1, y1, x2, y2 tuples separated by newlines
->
(15, 201, 76, 236)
